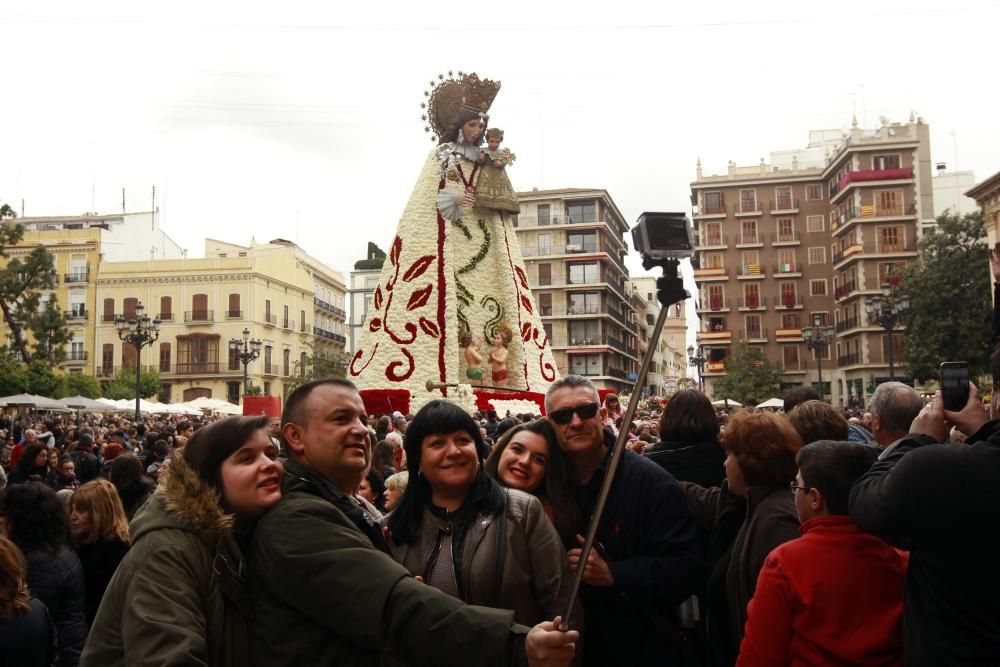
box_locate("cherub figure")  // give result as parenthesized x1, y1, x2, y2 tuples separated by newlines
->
(461, 330, 484, 380)
(473, 128, 519, 213)
(488, 325, 512, 386)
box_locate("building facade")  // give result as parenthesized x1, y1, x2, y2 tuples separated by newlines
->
(513, 188, 640, 392)
(93, 237, 346, 404)
(932, 169, 978, 218)
(629, 276, 688, 396)
(691, 116, 934, 406)
(967, 169, 1000, 254)
(347, 242, 387, 355)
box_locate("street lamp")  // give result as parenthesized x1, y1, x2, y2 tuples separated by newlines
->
(865, 283, 910, 380)
(801, 314, 835, 400)
(115, 301, 161, 423)
(229, 327, 262, 397)
(687, 345, 707, 391)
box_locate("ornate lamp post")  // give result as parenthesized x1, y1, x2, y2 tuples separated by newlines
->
(801, 314, 835, 400)
(687, 344, 707, 392)
(229, 327, 262, 397)
(865, 283, 910, 380)
(115, 301, 161, 423)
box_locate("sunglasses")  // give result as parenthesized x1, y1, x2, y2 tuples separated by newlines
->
(549, 403, 600, 425)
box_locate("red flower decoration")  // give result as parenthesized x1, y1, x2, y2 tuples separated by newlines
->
(369, 317, 382, 332)
(519, 294, 533, 314)
(389, 236, 402, 266)
(515, 266, 530, 291)
(403, 255, 436, 283)
(407, 285, 433, 311)
(419, 317, 440, 338)
(521, 322, 532, 341)
(374, 286, 383, 310)
(386, 349, 415, 382)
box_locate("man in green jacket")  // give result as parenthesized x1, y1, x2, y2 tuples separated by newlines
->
(248, 379, 578, 666)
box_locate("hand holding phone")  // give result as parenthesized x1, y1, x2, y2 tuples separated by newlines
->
(940, 362, 970, 412)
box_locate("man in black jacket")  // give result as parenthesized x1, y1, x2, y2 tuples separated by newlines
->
(850, 385, 1000, 666)
(545, 375, 704, 666)
(68, 433, 101, 484)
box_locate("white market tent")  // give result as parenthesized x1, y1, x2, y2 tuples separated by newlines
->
(213, 403, 243, 416)
(756, 397, 785, 409)
(711, 399, 743, 407)
(186, 396, 235, 411)
(56, 396, 113, 411)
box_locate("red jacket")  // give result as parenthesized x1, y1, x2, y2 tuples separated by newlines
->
(737, 515, 907, 667)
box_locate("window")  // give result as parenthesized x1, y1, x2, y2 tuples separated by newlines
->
(123, 298, 138, 320)
(537, 263, 551, 286)
(537, 204, 550, 226)
(783, 345, 800, 369)
(781, 313, 799, 328)
(805, 184, 823, 200)
(265, 299, 272, 319)
(264, 382, 271, 396)
(878, 262, 905, 287)
(300, 310, 306, 332)
(567, 232, 597, 253)
(745, 315, 762, 339)
(567, 201, 597, 223)
(543, 323, 553, 342)
(227, 382, 240, 404)
(739, 189, 757, 212)
(872, 154, 901, 170)
(121, 341, 137, 369)
(877, 226, 904, 252)
(102, 344, 114, 374)
(283, 305, 290, 328)
(704, 252, 724, 269)
(776, 218, 795, 242)
(535, 233, 552, 255)
(741, 250, 760, 270)
(774, 186, 793, 210)
(875, 190, 902, 216)
(806, 215, 825, 233)
(570, 354, 602, 376)
(537, 293, 552, 316)
(740, 220, 758, 244)
(103, 298, 115, 322)
(568, 320, 600, 345)
(704, 222, 722, 245)
(228, 344, 240, 371)
(568, 292, 600, 315)
(777, 250, 797, 273)
(159, 342, 171, 372)
(743, 283, 760, 308)
(176, 334, 220, 373)
(780, 282, 797, 307)
(702, 191, 724, 214)
(160, 384, 172, 404)
(228, 293, 241, 318)
(811, 312, 829, 326)
(882, 333, 905, 363)
(568, 262, 599, 284)
(707, 284, 725, 310)
(160, 296, 172, 319)
(69, 292, 85, 318)
(70, 339, 84, 361)
(300, 351, 308, 377)
(264, 345, 273, 373)
(808, 247, 826, 264)
(283, 349, 291, 376)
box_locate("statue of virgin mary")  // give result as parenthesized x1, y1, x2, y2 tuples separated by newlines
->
(349, 72, 558, 411)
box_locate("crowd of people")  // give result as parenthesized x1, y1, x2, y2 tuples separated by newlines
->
(0, 373, 997, 666)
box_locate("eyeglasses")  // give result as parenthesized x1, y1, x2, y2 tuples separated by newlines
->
(548, 403, 600, 425)
(789, 482, 810, 494)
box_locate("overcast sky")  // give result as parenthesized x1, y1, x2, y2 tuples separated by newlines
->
(2, 0, 998, 305)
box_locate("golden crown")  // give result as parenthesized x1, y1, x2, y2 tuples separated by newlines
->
(420, 71, 501, 143)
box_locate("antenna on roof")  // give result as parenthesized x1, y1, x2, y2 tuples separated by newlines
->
(151, 186, 156, 230)
(122, 188, 126, 214)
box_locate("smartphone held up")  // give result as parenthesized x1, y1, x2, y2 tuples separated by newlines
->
(940, 362, 970, 412)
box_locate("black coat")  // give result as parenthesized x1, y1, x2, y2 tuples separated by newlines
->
(576, 433, 705, 666)
(850, 420, 1000, 666)
(25, 546, 87, 667)
(117, 480, 155, 521)
(0, 597, 58, 667)
(75, 538, 130, 626)
(644, 439, 725, 488)
(68, 448, 100, 485)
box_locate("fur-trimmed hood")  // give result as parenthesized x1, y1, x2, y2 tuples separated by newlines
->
(130, 451, 234, 545)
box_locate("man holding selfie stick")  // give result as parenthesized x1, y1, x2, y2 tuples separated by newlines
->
(849, 382, 1000, 665)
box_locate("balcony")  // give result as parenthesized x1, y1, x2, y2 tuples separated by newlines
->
(832, 202, 918, 235)
(782, 360, 808, 374)
(313, 326, 347, 344)
(771, 230, 801, 246)
(696, 296, 730, 313)
(834, 280, 858, 300)
(314, 297, 346, 318)
(159, 312, 175, 322)
(835, 317, 860, 333)
(514, 214, 604, 228)
(65, 351, 88, 363)
(263, 314, 277, 327)
(606, 367, 628, 380)
(98, 365, 114, 376)
(770, 198, 800, 214)
(174, 362, 221, 375)
(63, 272, 89, 284)
(65, 309, 88, 321)
(775, 328, 803, 341)
(738, 327, 769, 342)
(263, 363, 278, 376)
(737, 295, 767, 310)
(694, 234, 728, 249)
(226, 310, 243, 319)
(774, 294, 804, 310)
(737, 265, 766, 280)
(283, 319, 296, 331)
(734, 201, 762, 216)
(705, 361, 727, 374)
(695, 201, 727, 218)
(773, 262, 803, 277)
(607, 336, 627, 354)
(838, 353, 862, 367)
(184, 310, 214, 323)
(833, 167, 914, 199)
(693, 267, 729, 281)
(735, 234, 764, 249)
(833, 240, 918, 268)
(102, 313, 118, 323)
(696, 329, 732, 345)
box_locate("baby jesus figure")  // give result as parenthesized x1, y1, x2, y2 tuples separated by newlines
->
(474, 128, 519, 213)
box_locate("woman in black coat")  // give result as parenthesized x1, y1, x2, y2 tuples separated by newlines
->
(644, 389, 725, 488)
(0, 536, 58, 667)
(108, 454, 155, 521)
(70, 479, 131, 626)
(0, 483, 86, 667)
(8, 443, 56, 487)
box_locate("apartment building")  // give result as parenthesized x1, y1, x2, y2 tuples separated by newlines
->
(348, 242, 387, 355)
(0, 211, 183, 371)
(630, 276, 688, 396)
(691, 116, 934, 406)
(967, 169, 1000, 251)
(513, 188, 640, 393)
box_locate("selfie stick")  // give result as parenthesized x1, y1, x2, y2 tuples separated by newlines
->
(561, 256, 689, 629)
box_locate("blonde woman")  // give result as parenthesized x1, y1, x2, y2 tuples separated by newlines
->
(70, 480, 131, 626)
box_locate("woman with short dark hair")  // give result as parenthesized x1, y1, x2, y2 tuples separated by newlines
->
(645, 389, 725, 488)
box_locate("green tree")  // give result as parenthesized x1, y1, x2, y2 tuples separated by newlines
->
(898, 210, 990, 382)
(103, 365, 162, 400)
(59, 372, 102, 399)
(0, 351, 28, 395)
(28, 297, 73, 364)
(282, 343, 347, 395)
(26, 359, 59, 397)
(711, 340, 783, 406)
(0, 205, 59, 363)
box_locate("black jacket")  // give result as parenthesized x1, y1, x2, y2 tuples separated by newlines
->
(0, 597, 58, 667)
(25, 546, 87, 667)
(850, 420, 1000, 666)
(644, 439, 725, 488)
(75, 538, 130, 626)
(68, 447, 100, 485)
(576, 433, 705, 666)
